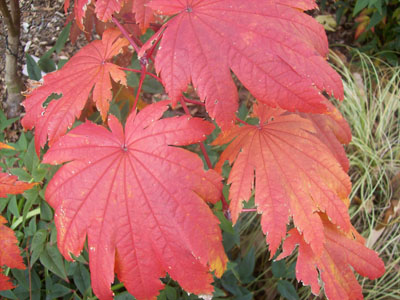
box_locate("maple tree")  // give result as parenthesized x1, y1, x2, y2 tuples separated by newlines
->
(6, 0, 386, 299)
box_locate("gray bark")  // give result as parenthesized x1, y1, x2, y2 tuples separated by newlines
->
(0, 0, 24, 118)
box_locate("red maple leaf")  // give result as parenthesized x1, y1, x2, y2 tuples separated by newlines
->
(22, 28, 129, 154)
(0, 173, 36, 198)
(42, 101, 226, 300)
(65, 0, 153, 31)
(147, 0, 343, 128)
(213, 103, 352, 256)
(129, 0, 154, 32)
(0, 216, 26, 291)
(278, 215, 385, 300)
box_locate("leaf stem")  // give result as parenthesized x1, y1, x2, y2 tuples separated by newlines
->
(235, 116, 250, 126)
(112, 16, 141, 54)
(180, 98, 230, 214)
(111, 282, 125, 291)
(180, 97, 191, 115)
(180, 99, 212, 168)
(134, 68, 146, 110)
(242, 208, 257, 212)
(199, 142, 213, 170)
(146, 27, 165, 61)
(182, 96, 205, 106)
(119, 67, 163, 84)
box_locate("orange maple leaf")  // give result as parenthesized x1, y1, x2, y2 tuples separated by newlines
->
(0, 173, 36, 198)
(213, 103, 352, 256)
(0, 216, 26, 291)
(22, 28, 129, 154)
(278, 215, 385, 300)
(65, 0, 153, 32)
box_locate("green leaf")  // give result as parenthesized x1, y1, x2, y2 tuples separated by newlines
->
(47, 283, 72, 298)
(215, 210, 234, 234)
(142, 78, 164, 94)
(277, 280, 299, 300)
(367, 10, 384, 30)
(55, 22, 71, 54)
(164, 286, 177, 300)
(32, 166, 47, 182)
(237, 103, 249, 121)
(127, 72, 139, 87)
(15, 132, 28, 152)
(115, 291, 136, 300)
(31, 229, 47, 266)
(25, 217, 37, 237)
(39, 243, 68, 281)
(222, 228, 240, 252)
(238, 247, 255, 283)
(0, 109, 19, 132)
(26, 54, 42, 80)
(57, 59, 68, 69)
(235, 293, 252, 300)
(73, 263, 91, 295)
(272, 260, 286, 278)
(285, 262, 296, 280)
(9, 168, 32, 182)
(158, 291, 167, 300)
(7, 197, 20, 217)
(24, 139, 39, 174)
(40, 200, 53, 221)
(221, 270, 240, 295)
(38, 57, 57, 73)
(213, 287, 227, 297)
(353, 0, 370, 16)
(0, 290, 18, 299)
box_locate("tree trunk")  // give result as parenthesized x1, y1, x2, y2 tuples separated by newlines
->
(0, 0, 23, 118)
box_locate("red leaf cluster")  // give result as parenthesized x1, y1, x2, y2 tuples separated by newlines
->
(19, 1, 386, 299)
(213, 102, 385, 297)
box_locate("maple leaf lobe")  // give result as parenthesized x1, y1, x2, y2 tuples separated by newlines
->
(278, 218, 385, 300)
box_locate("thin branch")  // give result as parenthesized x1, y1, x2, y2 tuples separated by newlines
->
(180, 98, 230, 213)
(112, 16, 141, 54)
(119, 67, 163, 84)
(134, 69, 146, 110)
(236, 116, 250, 126)
(146, 27, 165, 61)
(9, 0, 20, 36)
(199, 142, 213, 170)
(182, 96, 205, 106)
(0, 0, 17, 36)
